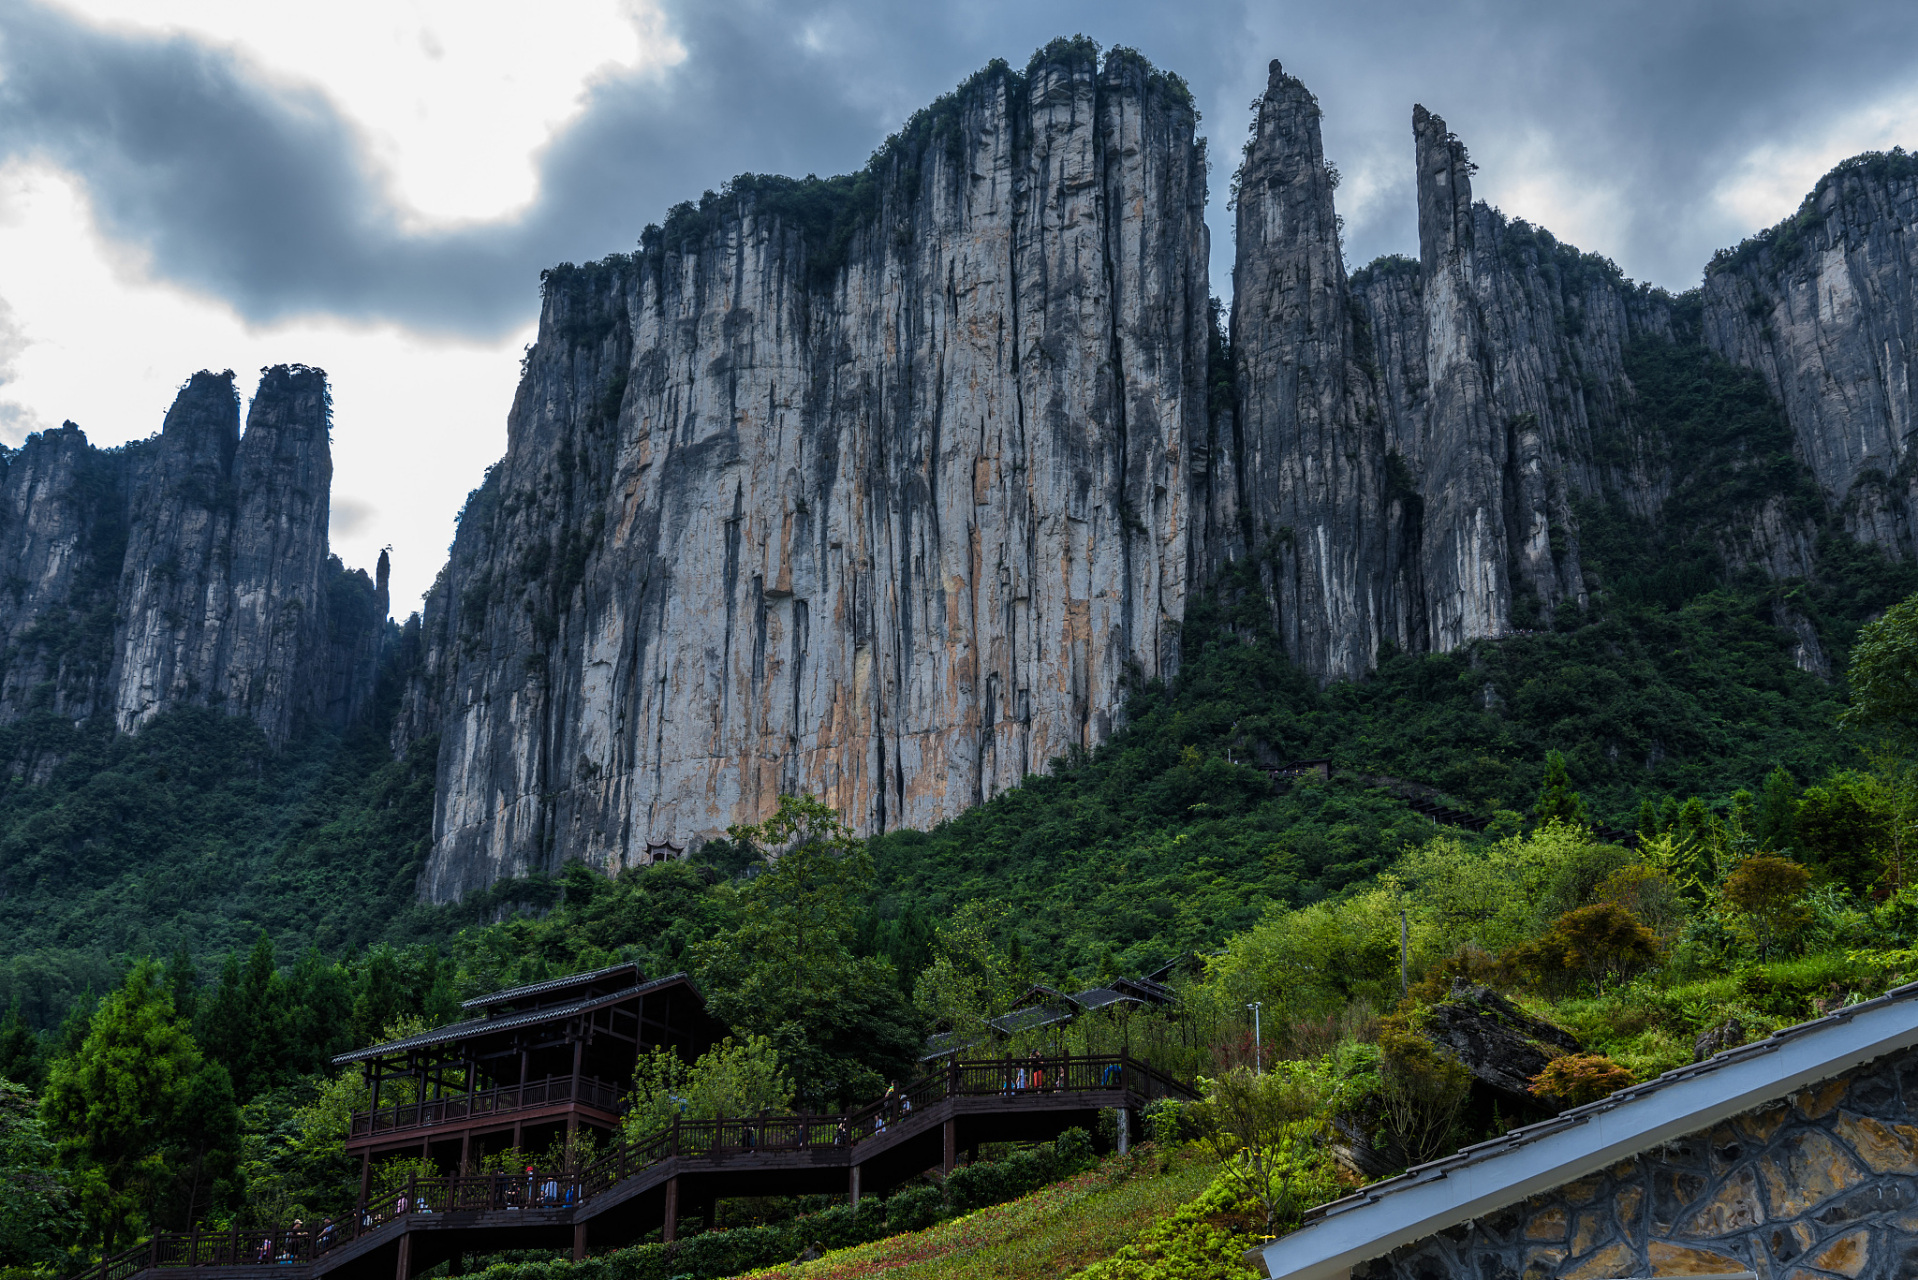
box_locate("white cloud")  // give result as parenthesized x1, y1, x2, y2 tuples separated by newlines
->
(1713, 83, 1918, 238)
(49, 0, 686, 224)
(0, 161, 527, 610)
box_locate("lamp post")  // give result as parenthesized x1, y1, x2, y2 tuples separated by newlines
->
(1247, 1001, 1263, 1076)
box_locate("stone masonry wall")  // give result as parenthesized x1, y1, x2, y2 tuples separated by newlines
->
(1353, 1043, 1918, 1279)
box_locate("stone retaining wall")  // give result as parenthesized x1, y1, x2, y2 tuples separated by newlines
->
(1354, 1043, 1918, 1279)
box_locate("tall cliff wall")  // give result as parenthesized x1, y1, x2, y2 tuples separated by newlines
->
(404, 49, 1918, 900)
(406, 44, 1211, 901)
(1215, 62, 1679, 679)
(1700, 152, 1918, 555)
(1226, 64, 1391, 679)
(0, 365, 386, 750)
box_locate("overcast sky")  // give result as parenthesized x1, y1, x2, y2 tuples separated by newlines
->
(1, 0, 1914, 610)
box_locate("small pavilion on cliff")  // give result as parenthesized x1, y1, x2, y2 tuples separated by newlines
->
(333, 964, 728, 1197)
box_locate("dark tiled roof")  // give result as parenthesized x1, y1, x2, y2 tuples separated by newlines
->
(919, 1030, 988, 1062)
(335, 972, 694, 1065)
(989, 1001, 1075, 1036)
(458, 962, 647, 1010)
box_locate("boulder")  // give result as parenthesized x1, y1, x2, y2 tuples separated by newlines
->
(1421, 980, 1581, 1103)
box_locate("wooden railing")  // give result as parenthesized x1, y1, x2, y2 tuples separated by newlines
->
(348, 1075, 623, 1140)
(78, 1053, 1193, 1280)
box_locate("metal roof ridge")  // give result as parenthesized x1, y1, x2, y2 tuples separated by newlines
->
(459, 961, 649, 1009)
(1261, 979, 1918, 1280)
(333, 973, 696, 1065)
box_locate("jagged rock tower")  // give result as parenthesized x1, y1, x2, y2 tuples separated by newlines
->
(0, 366, 387, 751)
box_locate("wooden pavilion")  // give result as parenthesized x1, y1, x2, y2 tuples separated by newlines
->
(334, 964, 727, 1195)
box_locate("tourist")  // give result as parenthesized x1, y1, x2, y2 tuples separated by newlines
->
(835, 1118, 849, 1145)
(317, 1219, 337, 1252)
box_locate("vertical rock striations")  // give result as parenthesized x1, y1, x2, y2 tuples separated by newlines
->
(1229, 61, 1387, 679)
(1700, 152, 1918, 554)
(406, 45, 1211, 900)
(0, 366, 385, 749)
(399, 48, 1918, 900)
(1210, 77, 1674, 678)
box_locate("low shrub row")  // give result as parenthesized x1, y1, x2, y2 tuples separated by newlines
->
(465, 1129, 1098, 1280)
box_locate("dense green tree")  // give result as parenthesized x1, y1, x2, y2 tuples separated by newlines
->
(42, 961, 200, 1252)
(1722, 854, 1813, 958)
(1756, 766, 1801, 852)
(692, 796, 922, 1108)
(1842, 590, 1918, 746)
(154, 1061, 241, 1231)
(624, 1034, 793, 1139)
(198, 935, 294, 1102)
(1793, 771, 1886, 890)
(911, 901, 1024, 1037)
(0, 1079, 76, 1269)
(1533, 750, 1590, 828)
(164, 945, 199, 1027)
(1, 998, 42, 1089)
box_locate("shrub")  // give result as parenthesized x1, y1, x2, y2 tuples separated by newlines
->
(884, 1184, 944, 1234)
(1376, 1024, 1470, 1167)
(1723, 855, 1813, 962)
(1504, 902, 1661, 993)
(1530, 1054, 1635, 1109)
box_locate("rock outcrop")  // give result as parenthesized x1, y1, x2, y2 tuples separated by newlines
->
(1218, 70, 1683, 677)
(1226, 63, 1390, 678)
(0, 366, 386, 748)
(1422, 980, 1581, 1104)
(397, 49, 1918, 898)
(1700, 152, 1918, 555)
(403, 46, 1210, 901)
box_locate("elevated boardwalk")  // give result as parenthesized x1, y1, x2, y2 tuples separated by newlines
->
(81, 1054, 1193, 1280)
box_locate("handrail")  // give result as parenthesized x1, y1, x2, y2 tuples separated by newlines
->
(74, 1053, 1194, 1280)
(348, 1075, 623, 1140)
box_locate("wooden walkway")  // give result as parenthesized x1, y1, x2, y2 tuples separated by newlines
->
(81, 1054, 1193, 1280)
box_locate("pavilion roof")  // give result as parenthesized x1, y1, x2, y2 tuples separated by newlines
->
(459, 961, 647, 1011)
(332, 971, 696, 1066)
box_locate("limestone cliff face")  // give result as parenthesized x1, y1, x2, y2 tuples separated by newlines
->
(1216, 69, 1673, 679)
(407, 47, 1210, 900)
(1700, 154, 1918, 553)
(405, 50, 1918, 899)
(1227, 63, 1389, 680)
(0, 366, 386, 748)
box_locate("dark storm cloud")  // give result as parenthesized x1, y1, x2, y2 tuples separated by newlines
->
(1, 0, 1915, 336)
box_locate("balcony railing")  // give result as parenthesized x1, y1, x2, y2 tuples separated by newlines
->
(348, 1075, 623, 1140)
(80, 1054, 1197, 1280)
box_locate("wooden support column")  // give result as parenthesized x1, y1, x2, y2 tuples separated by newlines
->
(459, 1130, 472, 1175)
(1116, 1107, 1130, 1156)
(847, 1163, 861, 1209)
(662, 1177, 680, 1244)
(572, 1224, 588, 1261)
(394, 1229, 412, 1280)
(359, 1153, 373, 1213)
(942, 1119, 956, 1175)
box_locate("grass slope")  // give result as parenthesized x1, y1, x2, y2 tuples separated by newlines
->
(742, 1152, 1222, 1280)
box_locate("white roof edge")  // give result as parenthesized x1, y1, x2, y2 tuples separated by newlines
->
(1260, 992, 1918, 1280)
